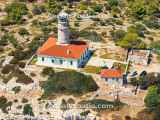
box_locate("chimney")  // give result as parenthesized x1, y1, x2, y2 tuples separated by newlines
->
(67, 49, 71, 55)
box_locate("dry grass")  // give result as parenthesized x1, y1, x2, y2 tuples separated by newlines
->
(83, 65, 102, 74)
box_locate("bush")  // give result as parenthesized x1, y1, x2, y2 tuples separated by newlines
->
(18, 28, 29, 36)
(22, 98, 28, 103)
(0, 35, 8, 46)
(12, 86, 21, 94)
(18, 62, 26, 68)
(143, 17, 160, 29)
(41, 67, 55, 76)
(91, 4, 103, 13)
(79, 30, 102, 42)
(0, 96, 12, 113)
(41, 71, 98, 98)
(32, 5, 46, 15)
(5, 2, 28, 23)
(108, 0, 119, 7)
(144, 86, 160, 111)
(15, 69, 33, 84)
(110, 29, 126, 41)
(1, 65, 13, 74)
(116, 32, 146, 49)
(1, 33, 21, 49)
(23, 104, 34, 116)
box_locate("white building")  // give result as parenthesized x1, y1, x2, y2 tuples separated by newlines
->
(100, 69, 123, 86)
(36, 11, 90, 69)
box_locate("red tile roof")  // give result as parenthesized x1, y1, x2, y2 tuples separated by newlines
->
(37, 36, 88, 59)
(100, 69, 123, 78)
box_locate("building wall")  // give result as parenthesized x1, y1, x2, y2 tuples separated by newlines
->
(37, 48, 91, 69)
(37, 55, 78, 68)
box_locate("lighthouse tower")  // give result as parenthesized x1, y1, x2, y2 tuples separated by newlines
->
(57, 11, 70, 44)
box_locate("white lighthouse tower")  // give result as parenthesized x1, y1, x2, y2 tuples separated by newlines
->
(57, 11, 70, 44)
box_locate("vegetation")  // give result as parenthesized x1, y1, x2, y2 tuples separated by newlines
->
(41, 67, 55, 76)
(107, 0, 119, 7)
(145, 85, 160, 119)
(5, 2, 28, 23)
(110, 29, 126, 41)
(116, 32, 146, 49)
(41, 71, 98, 98)
(1, 33, 21, 49)
(18, 28, 29, 36)
(84, 66, 102, 74)
(15, 69, 33, 85)
(23, 104, 34, 116)
(22, 98, 28, 103)
(12, 86, 21, 94)
(47, 0, 62, 14)
(28, 35, 45, 53)
(130, 72, 160, 90)
(0, 96, 12, 113)
(79, 30, 103, 42)
(1, 65, 12, 74)
(128, 0, 159, 20)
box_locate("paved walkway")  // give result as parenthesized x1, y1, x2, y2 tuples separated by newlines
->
(87, 57, 127, 68)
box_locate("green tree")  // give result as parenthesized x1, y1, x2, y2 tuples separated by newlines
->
(23, 104, 34, 116)
(144, 86, 160, 111)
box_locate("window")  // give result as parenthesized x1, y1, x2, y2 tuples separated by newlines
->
(42, 57, 44, 61)
(60, 60, 63, 64)
(70, 61, 73, 65)
(52, 59, 54, 63)
(116, 78, 119, 82)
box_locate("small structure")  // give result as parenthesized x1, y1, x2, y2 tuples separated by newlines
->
(100, 69, 123, 86)
(36, 11, 90, 69)
(127, 49, 152, 65)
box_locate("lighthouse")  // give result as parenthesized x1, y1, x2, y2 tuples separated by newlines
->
(36, 11, 91, 69)
(57, 11, 70, 44)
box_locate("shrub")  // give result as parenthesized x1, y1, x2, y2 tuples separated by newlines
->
(47, 0, 62, 14)
(91, 4, 103, 13)
(108, 0, 119, 7)
(143, 17, 160, 29)
(18, 62, 26, 68)
(0, 96, 12, 113)
(41, 67, 55, 76)
(79, 30, 102, 42)
(18, 28, 29, 36)
(144, 86, 160, 111)
(32, 5, 46, 15)
(41, 71, 98, 98)
(1, 33, 21, 49)
(5, 2, 28, 23)
(0, 35, 8, 46)
(116, 32, 146, 49)
(12, 86, 21, 94)
(110, 29, 126, 41)
(1, 65, 13, 74)
(22, 98, 28, 103)
(15, 69, 33, 84)
(23, 104, 34, 116)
